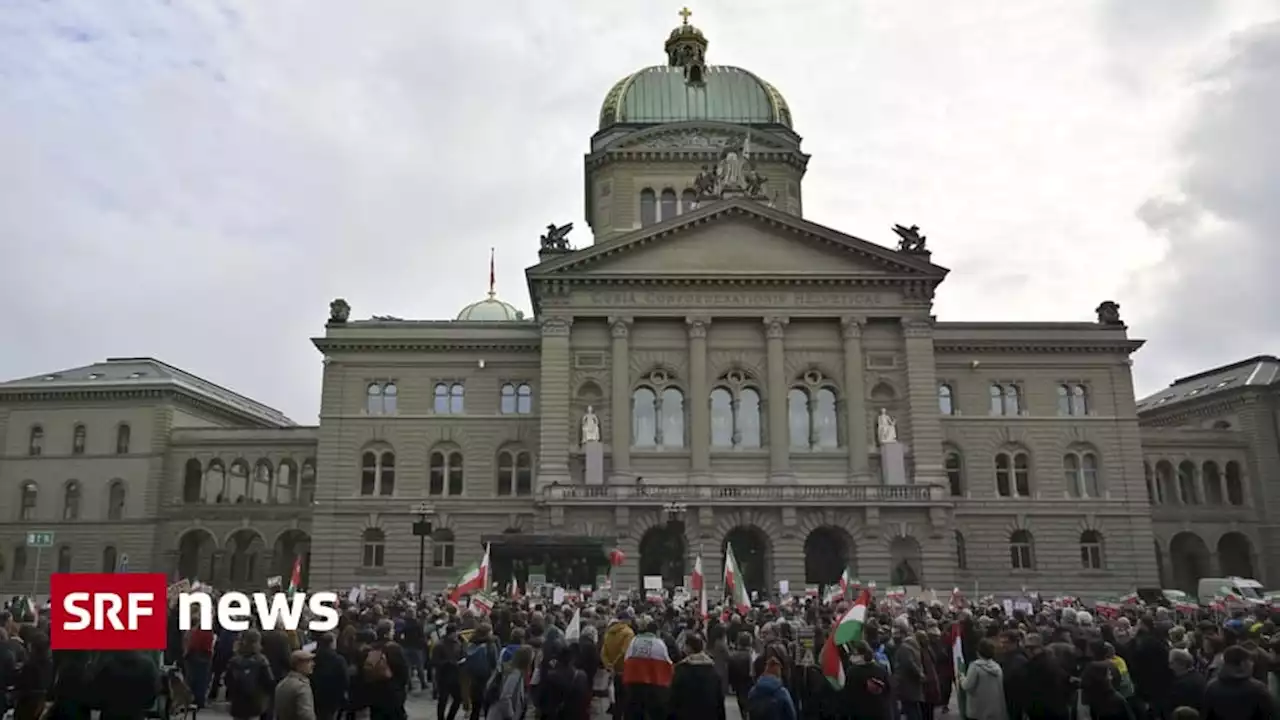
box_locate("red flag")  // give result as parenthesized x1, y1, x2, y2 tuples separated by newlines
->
(287, 555, 302, 594)
(488, 247, 496, 295)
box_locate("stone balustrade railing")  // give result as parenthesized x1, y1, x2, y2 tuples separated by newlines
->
(540, 483, 944, 504)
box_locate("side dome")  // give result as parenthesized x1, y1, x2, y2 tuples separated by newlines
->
(598, 65, 792, 131)
(456, 294, 523, 321)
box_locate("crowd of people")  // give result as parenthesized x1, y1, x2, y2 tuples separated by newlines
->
(2, 590, 1279, 720)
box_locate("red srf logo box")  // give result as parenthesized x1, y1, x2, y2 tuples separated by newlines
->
(49, 573, 168, 650)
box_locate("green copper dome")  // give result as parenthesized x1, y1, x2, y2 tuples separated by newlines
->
(456, 292, 524, 321)
(599, 65, 792, 131)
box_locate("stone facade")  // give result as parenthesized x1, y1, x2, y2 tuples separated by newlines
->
(2, 17, 1267, 601)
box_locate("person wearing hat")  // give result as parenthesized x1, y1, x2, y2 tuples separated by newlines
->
(274, 650, 317, 720)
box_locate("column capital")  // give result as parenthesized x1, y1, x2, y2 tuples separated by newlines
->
(685, 316, 711, 339)
(540, 315, 573, 337)
(763, 316, 789, 340)
(900, 316, 934, 338)
(608, 316, 633, 339)
(841, 316, 866, 340)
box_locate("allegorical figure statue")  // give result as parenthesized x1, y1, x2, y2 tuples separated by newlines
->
(877, 408, 897, 444)
(581, 405, 601, 444)
(718, 145, 745, 189)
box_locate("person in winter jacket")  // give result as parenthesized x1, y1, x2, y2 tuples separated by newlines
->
(91, 650, 161, 720)
(727, 632, 755, 720)
(224, 630, 276, 720)
(1202, 645, 1276, 720)
(433, 625, 465, 720)
(359, 619, 410, 720)
(997, 630, 1031, 720)
(668, 635, 725, 720)
(486, 647, 532, 720)
(961, 638, 1007, 720)
(601, 611, 636, 720)
(309, 633, 348, 720)
(1022, 633, 1071, 720)
(1077, 662, 1132, 720)
(274, 651, 317, 720)
(893, 633, 926, 720)
(746, 656, 796, 720)
(1165, 649, 1206, 717)
(842, 641, 892, 720)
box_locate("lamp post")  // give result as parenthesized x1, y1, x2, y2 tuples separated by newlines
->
(662, 503, 688, 589)
(411, 502, 435, 595)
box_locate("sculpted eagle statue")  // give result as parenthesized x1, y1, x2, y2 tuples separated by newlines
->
(540, 222, 574, 251)
(891, 224, 928, 253)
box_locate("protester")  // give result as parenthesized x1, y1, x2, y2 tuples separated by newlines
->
(225, 629, 277, 720)
(275, 650, 318, 720)
(309, 633, 349, 720)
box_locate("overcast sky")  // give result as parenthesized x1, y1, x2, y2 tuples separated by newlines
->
(1, 0, 1276, 422)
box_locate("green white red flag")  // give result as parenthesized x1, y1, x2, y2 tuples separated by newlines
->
(723, 544, 751, 613)
(449, 543, 490, 603)
(287, 555, 303, 596)
(820, 588, 870, 689)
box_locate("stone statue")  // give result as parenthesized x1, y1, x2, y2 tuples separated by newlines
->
(1096, 301, 1123, 326)
(329, 298, 351, 323)
(717, 143, 745, 190)
(540, 222, 574, 252)
(581, 405, 601, 443)
(693, 164, 718, 197)
(876, 408, 898, 444)
(892, 224, 928, 253)
(744, 166, 768, 196)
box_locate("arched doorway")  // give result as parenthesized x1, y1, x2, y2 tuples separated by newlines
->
(1170, 532, 1211, 593)
(723, 526, 769, 595)
(227, 529, 266, 588)
(639, 523, 687, 589)
(1218, 532, 1255, 578)
(889, 536, 924, 586)
(273, 530, 311, 588)
(1154, 539, 1167, 588)
(177, 529, 217, 581)
(804, 527, 851, 586)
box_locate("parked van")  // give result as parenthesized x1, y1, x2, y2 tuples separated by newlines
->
(1197, 576, 1265, 607)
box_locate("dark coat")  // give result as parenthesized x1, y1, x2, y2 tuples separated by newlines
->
(91, 651, 160, 720)
(893, 639, 925, 703)
(224, 652, 275, 719)
(1165, 669, 1206, 714)
(309, 647, 349, 716)
(842, 660, 893, 720)
(1202, 666, 1275, 720)
(668, 654, 725, 720)
(356, 639, 409, 713)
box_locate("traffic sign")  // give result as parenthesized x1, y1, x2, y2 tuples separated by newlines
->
(26, 531, 54, 548)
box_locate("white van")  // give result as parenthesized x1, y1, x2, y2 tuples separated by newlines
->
(1197, 576, 1265, 607)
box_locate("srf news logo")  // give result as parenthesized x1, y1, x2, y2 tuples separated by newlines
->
(50, 573, 168, 651)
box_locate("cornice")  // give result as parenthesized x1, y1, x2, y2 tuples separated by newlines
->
(934, 340, 1145, 355)
(313, 340, 542, 353)
(1138, 393, 1251, 427)
(0, 387, 281, 429)
(587, 149, 810, 172)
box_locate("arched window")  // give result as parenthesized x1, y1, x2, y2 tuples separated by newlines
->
(639, 188, 657, 227)
(1054, 383, 1089, 416)
(63, 481, 81, 520)
(1202, 461, 1224, 505)
(57, 546, 72, 573)
(102, 546, 118, 573)
(681, 189, 696, 213)
(659, 188, 678, 221)
(497, 449, 533, 496)
(359, 449, 396, 496)
(367, 383, 383, 414)
(995, 450, 1031, 498)
(1144, 462, 1157, 504)
(710, 371, 762, 449)
(115, 424, 131, 454)
(361, 529, 386, 568)
(107, 481, 126, 520)
(299, 460, 317, 505)
(252, 460, 273, 503)
(430, 449, 465, 496)
(1063, 450, 1101, 498)
(228, 460, 250, 503)
(955, 530, 968, 570)
(516, 384, 532, 414)
(938, 384, 954, 415)
(276, 460, 296, 504)
(450, 383, 465, 413)
(1225, 461, 1245, 505)
(206, 460, 228, 503)
(432, 528, 456, 568)
(500, 383, 534, 415)
(183, 459, 204, 503)
(1080, 530, 1104, 570)
(990, 384, 1021, 416)
(1177, 460, 1199, 505)
(632, 387, 658, 447)
(945, 449, 964, 497)
(788, 389, 810, 448)
(1009, 530, 1035, 570)
(72, 424, 86, 454)
(434, 383, 449, 413)
(383, 383, 397, 414)
(789, 374, 841, 450)
(19, 481, 38, 520)
(29, 425, 44, 456)
(660, 388, 685, 447)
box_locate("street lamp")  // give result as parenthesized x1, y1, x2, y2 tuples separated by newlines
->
(662, 502, 687, 524)
(411, 502, 435, 595)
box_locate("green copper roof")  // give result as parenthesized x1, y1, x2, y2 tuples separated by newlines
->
(599, 65, 792, 130)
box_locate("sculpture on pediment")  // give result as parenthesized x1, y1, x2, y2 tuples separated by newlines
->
(744, 166, 768, 197)
(329, 298, 351, 323)
(540, 222, 574, 252)
(717, 138, 747, 190)
(1096, 301, 1123, 326)
(877, 408, 898, 445)
(892, 224, 928, 253)
(693, 165, 718, 198)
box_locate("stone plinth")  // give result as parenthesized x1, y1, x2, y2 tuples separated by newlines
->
(584, 441, 604, 485)
(880, 441, 907, 485)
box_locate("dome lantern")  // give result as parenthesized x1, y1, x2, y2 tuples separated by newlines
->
(665, 7, 708, 84)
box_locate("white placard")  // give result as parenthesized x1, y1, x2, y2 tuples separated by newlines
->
(778, 580, 790, 596)
(643, 575, 663, 591)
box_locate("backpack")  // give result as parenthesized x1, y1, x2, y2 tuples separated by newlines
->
(463, 642, 494, 678)
(747, 690, 778, 720)
(228, 657, 261, 699)
(363, 647, 394, 682)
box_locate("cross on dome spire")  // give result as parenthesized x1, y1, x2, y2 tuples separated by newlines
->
(678, 7, 692, 24)
(665, 6, 707, 82)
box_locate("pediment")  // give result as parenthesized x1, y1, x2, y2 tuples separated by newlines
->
(607, 122, 793, 153)
(529, 199, 948, 280)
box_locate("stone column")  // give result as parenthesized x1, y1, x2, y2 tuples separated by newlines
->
(902, 317, 945, 485)
(687, 317, 711, 481)
(764, 316, 791, 480)
(841, 316, 871, 482)
(609, 316, 632, 482)
(538, 315, 574, 489)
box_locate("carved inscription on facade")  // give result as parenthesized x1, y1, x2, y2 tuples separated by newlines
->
(585, 290, 891, 308)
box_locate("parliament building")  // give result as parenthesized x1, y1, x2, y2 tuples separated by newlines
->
(0, 17, 1268, 600)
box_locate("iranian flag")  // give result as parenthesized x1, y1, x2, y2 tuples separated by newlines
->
(449, 544, 491, 603)
(820, 589, 870, 689)
(287, 555, 303, 596)
(691, 554, 707, 618)
(839, 569, 853, 597)
(951, 624, 968, 719)
(724, 544, 750, 613)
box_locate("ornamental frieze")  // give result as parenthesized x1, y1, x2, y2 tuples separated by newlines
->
(580, 289, 896, 309)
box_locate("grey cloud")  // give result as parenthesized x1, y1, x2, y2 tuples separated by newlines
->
(1129, 21, 1280, 390)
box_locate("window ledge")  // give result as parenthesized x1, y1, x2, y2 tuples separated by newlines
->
(354, 567, 388, 577)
